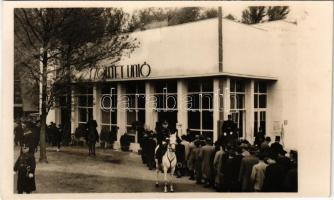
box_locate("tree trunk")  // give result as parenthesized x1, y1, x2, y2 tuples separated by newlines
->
(39, 49, 48, 163)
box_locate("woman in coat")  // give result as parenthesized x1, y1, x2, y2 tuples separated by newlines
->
(14, 145, 36, 194)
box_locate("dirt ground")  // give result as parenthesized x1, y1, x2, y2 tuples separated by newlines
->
(14, 146, 214, 193)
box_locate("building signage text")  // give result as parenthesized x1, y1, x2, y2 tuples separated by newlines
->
(103, 62, 151, 79)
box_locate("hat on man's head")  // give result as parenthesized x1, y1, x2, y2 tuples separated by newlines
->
(275, 136, 281, 141)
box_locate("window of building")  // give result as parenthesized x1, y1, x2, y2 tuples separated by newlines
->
(254, 81, 267, 136)
(124, 82, 146, 143)
(154, 80, 178, 131)
(187, 79, 213, 139)
(76, 86, 93, 125)
(230, 79, 245, 137)
(100, 84, 118, 132)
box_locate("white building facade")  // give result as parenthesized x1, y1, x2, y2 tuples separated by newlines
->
(47, 14, 332, 153)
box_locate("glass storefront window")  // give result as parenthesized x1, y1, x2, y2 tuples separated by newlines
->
(76, 85, 93, 125)
(254, 81, 268, 136)
(100, 84, 117, 131)
(187, 79, 213, 138)
(124, 82, 146, 143)
(154, 80, 177, 111)
(230, 79, 246, 137)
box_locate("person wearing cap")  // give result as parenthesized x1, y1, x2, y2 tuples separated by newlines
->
(200, 137, 215, 187)
(14, 145, 36, 194)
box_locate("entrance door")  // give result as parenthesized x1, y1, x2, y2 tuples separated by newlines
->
(157, 111, 177, 131)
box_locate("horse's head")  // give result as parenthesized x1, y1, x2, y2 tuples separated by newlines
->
(167, 141, 176, 152)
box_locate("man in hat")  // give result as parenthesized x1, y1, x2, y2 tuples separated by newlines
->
(270, 136, 283, 158)
(238, 146, 259, 192)
(200, 137, 215, 187)
(262, 154, 285, 192)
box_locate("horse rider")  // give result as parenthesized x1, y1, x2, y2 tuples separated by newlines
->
(155, 120, 171, 166)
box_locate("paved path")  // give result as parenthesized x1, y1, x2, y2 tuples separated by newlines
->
(14, 146, 214, 193)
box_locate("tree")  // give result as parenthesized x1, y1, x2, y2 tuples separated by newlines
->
(267, 6, 290, 21)
(201, 8, 218, 19)
(128, 7, 168, 31)
(225, 14, 236, 21)
(241, 6, 266, 24)
(168, 7, 201, 26)
(14, 8, 137, 163)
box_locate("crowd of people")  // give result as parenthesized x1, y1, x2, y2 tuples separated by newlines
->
(140, 124, 298, 193)
(13, 116, 298, 193)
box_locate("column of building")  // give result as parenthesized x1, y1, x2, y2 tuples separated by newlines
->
(93, 84, 101, 134)
(245, 80, 255, 142)
(70, 87, 78, 134)
(145, 82, 157, 131)
(177, 80, 188, 136)
(213, 78, 221, 142)
(114, 83, 126, 150)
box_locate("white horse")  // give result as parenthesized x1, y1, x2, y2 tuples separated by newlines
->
(155, 136, 177, 192)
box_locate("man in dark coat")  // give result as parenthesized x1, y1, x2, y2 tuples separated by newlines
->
(146, 134, 157, 170)
(30, 121, 40, 153)
(270, 136, 283, 158)
(230, 147, 244, 192)
(140, 133, 149, 164)
(283, 150, 298, 192)
(200, 138, 215, 187)
(262, 156, 285, 192)
(14, 145, 36, 194)
(87, 120, 99, 156)
(14, 120, 24, 146)
(175, 138, 185, 178)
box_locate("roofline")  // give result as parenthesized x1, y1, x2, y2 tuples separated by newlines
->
(71, 72, 277, 85)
